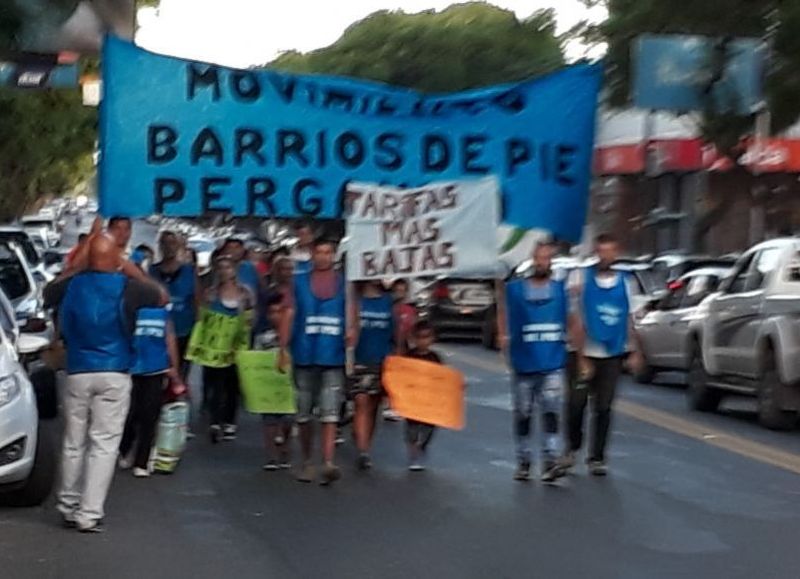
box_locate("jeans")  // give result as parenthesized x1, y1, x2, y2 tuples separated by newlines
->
(512, 370, 564, 464)
(203, 365, 239, 427)
(120, 374, 166, 469)
(57, 372, 132, 527)
(294, 366, 344, 424)
(567, 355, 622, 462)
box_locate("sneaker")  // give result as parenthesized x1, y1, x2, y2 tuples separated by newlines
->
(76, 520, 104, 534)
(296, 463, 315, 483)
(382, 408, 402, 422)
(588, 459, 608, 477)
(320, 463, 341, 486)
(356, 453, 372, 471)
(262, 461, 279, 472)
(132, 467, 150, 478)
(408, 462, 426, 472)
(61, 514, 77, 529)
(186, 430, 196, 440)
(278, 460, 292, 470)
(222, 424, 237, 441)
(514, 461, 531, 482)
(117, 454, 134, 470)
(334, 429, 345, 446)
(274, 434, 286, 446)
(210, 424, 222, 444)
(541, 461, 566, 484)
(562, 451, 577, 473)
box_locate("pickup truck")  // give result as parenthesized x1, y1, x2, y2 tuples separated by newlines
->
(688, 238, 800, 430)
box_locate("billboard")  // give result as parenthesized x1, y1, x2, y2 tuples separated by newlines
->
(633, 35, 766, 115)
(1, 0, 135, 57)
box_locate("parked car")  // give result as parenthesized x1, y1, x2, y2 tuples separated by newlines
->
(635, 266, 731, 383)
(0, 285, 58, 507)
(423, 278, 496, 341)
(20, 215, 61, 248)
(688, 238, 800, 430)
(0, 227, 53, 285)
(651, 254, 737, 287)
(0, 243, 53, 341)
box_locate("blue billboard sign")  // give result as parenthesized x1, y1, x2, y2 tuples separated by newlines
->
(633, 35, 765, 115)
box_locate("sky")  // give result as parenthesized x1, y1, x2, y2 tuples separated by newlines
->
(136, 0, 607, 68)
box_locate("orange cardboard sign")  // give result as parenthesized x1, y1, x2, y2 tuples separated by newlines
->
(382, 355, 466, 430)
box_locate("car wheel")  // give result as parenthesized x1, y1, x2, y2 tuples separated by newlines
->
(687, 347, 722, 412)
(634, 355, 655, 384)
(481, 311, 497, 351)
(4, 422, 57, 507)
(758, 355, 796, 431)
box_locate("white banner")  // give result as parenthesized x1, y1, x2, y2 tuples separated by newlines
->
(346, 177, 500, 281)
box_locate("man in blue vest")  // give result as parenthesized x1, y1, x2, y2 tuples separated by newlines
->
(44, 235, 163, 533)
(150, 230, 199, 377)
(221, 237, 262, 299)
(279, 237, 349, 486)
(500, 242, 584, 483)
(566, 233, 644, 477)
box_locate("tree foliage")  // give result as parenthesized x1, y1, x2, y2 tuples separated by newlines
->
(0, 91, 96, 219)
(270, 3, 565, 93)
(584, 0, 800, 153)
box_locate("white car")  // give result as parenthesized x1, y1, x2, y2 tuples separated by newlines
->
(21, 215, 61, 248)
(0, 287, 58, 507)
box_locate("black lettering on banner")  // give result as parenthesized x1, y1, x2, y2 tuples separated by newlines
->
(335, 131, 366, 169)
(556, 144, 578, 186)
(506, 138, 532, 176)
(376, 97, 398, 116)
(234, 128, 266, 167)
(493, 90, 525, 114)
(540, 142, 551, 182)
(154, 178, 185, 213)
(322, 89, 354, 112)
(316, 131, 328, 168)
(461, 135, 490, 174)
(362, 252, 378, 277)
(187, 64, 221, 101)
(439, 241, 455, 268)
(148, 125, 178, 164)
(336, 180, 352, 216)
(247, 178, 277, 215)
(201, 177, 233, 213)
(191, 128, 224, 166)
(276, 130, 310, 168)
(422, 134, 451, 173)
(302, 81, 318, 107)
(293, 178, 323, 216)
(230, 71, 261, 102)
(401, 246, 419, 273)
(267, 74, 296, 104)
(375, 133, 404, 171)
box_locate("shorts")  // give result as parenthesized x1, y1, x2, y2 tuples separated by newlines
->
(294, 366, 344, 424)
(347, 366, 383, 398)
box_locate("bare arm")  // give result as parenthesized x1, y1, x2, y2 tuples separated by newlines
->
(495, 279, 508, 354)
(393, 303, 404, 355)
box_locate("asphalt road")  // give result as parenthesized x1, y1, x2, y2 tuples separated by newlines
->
(2, 340, 800, 579)
(3, 218, 800, 578)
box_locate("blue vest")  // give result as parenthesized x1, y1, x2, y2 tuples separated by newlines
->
(291, 272, 346, 367)
(582, 267, 630, 357)
(60, 272, 131, 375)
(294, 259, 312, 275)
(355, 294, 394, 366)
(506, 279, 568, 374)
(131, 307, 170, 376)
(150, 263, 195, 338)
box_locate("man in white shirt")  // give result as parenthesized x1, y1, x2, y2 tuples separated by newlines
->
(566, 233, 644, 476)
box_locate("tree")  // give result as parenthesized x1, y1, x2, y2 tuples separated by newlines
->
(270, 3, 565, 93)
(0, 90, 96, 220)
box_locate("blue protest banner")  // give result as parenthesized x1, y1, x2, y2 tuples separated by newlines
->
(100, 36, 601, 242)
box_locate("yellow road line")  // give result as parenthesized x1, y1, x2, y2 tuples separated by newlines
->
(444, 347, 800, 476)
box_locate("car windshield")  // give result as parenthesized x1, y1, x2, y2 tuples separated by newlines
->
(0, 233, 40, 265)
(0, 247, 32, 301)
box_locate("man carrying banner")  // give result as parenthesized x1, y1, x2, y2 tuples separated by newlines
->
(500, 241, 584, 483)
(279, 237, 348, 486)
(566, 233, 644, 476)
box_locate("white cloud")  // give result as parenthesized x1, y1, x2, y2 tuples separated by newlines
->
(136, 0, 606, 68)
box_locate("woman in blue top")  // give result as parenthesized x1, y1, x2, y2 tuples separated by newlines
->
(351, 280, 400, 470)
